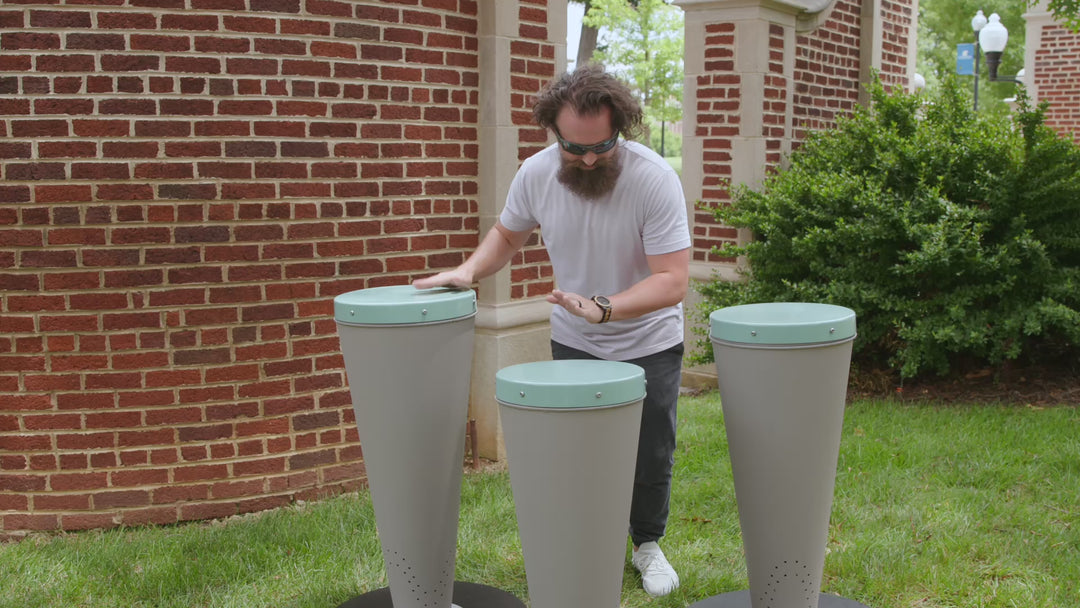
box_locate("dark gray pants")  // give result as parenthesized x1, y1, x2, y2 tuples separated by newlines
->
(550, 340, 682, 547)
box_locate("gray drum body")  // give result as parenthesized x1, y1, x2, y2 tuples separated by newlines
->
(703, 303, 865, 608)
(496, 360, 646, 608)
(335, 286, 477, 608)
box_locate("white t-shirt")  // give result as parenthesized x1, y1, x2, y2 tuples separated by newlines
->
(499, 140, 691, 360)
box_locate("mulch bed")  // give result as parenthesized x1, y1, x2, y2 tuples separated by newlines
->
(847, 361, 1080, 406)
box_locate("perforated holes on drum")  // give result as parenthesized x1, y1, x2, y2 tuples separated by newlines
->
(383, 547, 454, 607)
(757, 559, 817, 608)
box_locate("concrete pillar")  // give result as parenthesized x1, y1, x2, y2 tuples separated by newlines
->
(471, 0, 567, 460)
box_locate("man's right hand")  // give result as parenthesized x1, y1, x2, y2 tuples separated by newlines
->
(412, 267, 474, 290)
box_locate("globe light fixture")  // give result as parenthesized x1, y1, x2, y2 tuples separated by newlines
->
(912, 73, 926, 92)
(969, 10, 1021, 111)
(979, 12, 1010, 79)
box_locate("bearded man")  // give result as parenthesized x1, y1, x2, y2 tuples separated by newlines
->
(414, 64, 690, 597)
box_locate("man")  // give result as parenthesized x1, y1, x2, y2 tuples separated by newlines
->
(414, 65, 690, 597)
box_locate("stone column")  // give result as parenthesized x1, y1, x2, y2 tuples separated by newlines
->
(471, 0, 565, 460)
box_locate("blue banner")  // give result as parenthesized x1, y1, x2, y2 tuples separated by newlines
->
(957, 43, 975, 75)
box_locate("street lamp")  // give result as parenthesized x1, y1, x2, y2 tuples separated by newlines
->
(971, 10, 1021, 111)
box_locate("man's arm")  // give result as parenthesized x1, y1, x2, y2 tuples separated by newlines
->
(547, 247, 690, 323)
(413, 221, 534, 289)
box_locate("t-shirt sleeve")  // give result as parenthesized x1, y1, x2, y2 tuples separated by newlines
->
(642, 168, 692, 256)
(499, 163, 541, 232)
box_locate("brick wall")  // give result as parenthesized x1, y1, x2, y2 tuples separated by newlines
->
(1033, 22, 1080, 142)
(0, 0, 562, 540)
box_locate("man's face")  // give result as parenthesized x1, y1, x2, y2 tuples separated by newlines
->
(553, 105, 622, 200)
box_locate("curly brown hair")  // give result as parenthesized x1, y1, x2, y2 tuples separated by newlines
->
(532, 63, 644, 141)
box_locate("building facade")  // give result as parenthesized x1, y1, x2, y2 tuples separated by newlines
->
(10, 0, 1052, 539)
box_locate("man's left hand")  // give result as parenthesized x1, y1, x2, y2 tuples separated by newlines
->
(547, 290, 603, 324)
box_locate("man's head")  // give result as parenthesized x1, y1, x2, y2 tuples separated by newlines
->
(532, 65, 643, 199)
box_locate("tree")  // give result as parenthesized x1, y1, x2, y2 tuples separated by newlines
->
(570, 0, 600, 67)
(583, 0, 683, 148)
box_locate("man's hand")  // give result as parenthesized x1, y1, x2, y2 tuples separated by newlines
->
(412, 268, 474, 290)
(547, 290, 603, 324)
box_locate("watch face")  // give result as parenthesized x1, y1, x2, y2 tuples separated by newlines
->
(594, 295, 611, 307)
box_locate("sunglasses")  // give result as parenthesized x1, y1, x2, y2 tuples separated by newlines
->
(553, 129, 619, 156)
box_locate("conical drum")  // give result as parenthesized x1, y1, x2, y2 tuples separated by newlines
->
(691, 303, 870, 608)
(496, 360, 646, 608)
(334, 286, 522, 608)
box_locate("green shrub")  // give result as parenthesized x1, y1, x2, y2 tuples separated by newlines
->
(693, 77, 1080, 379)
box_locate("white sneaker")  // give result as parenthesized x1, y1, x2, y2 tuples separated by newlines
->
(631, 541, 680, 597)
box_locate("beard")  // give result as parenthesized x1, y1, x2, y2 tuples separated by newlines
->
(556, 147, 622, 200)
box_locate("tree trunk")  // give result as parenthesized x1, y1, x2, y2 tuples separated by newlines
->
(576, 0, 599, 67)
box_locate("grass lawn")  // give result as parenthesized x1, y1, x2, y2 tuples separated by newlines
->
(2, 393, 1077, 608)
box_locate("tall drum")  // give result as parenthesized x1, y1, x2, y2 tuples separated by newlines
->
(496, 360, 646, 608)
(692, 303, 870, 608)
(334, 286, 523, 608)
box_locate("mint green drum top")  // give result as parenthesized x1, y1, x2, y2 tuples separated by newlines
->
(334, 286, 476, 326)
(496, 360, 646, 409)
(709, 302, 856, 345)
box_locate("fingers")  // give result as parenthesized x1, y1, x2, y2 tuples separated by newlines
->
(413, 272, 468, 290)
(548, 290, 589, 317)
(412, 275, 442, 289)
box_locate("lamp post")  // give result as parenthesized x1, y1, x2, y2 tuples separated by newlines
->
(971, 10, 1022, 111)
(971, 10, 986, 111)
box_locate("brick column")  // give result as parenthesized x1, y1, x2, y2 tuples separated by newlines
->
(1024, 0, 1080, 141)
(674, 0, 840, 388)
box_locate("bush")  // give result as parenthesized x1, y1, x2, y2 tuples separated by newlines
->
(693, 77, 1080, 379)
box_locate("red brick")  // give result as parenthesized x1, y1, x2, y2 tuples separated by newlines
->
(94, 490, 150, 509)
(84, 411, 143, 429)
(0, 474, 47, 492)
(121, 506, 179, 527)
(173, 464, 229, 483)
(210, 479, 264, 499)
(50, 472, 108, 491)
(111, 468, 169, 487)
(23, 414, 81, 431)
(153, 484, 210, 504)
(34, 493, 91, 511)
(4, 513, 59, 531)
(62, 513, 116, 531)
(179, 501, 236, 521)
(116, 428, 173, 447)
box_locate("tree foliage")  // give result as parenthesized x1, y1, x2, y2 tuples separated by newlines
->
(692, 77, 1080, 379)
(1043, 0, 1080, 31)
(583, 0, 683, 139)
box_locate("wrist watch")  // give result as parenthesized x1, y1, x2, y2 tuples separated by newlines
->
(590, 295, 612, 323)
